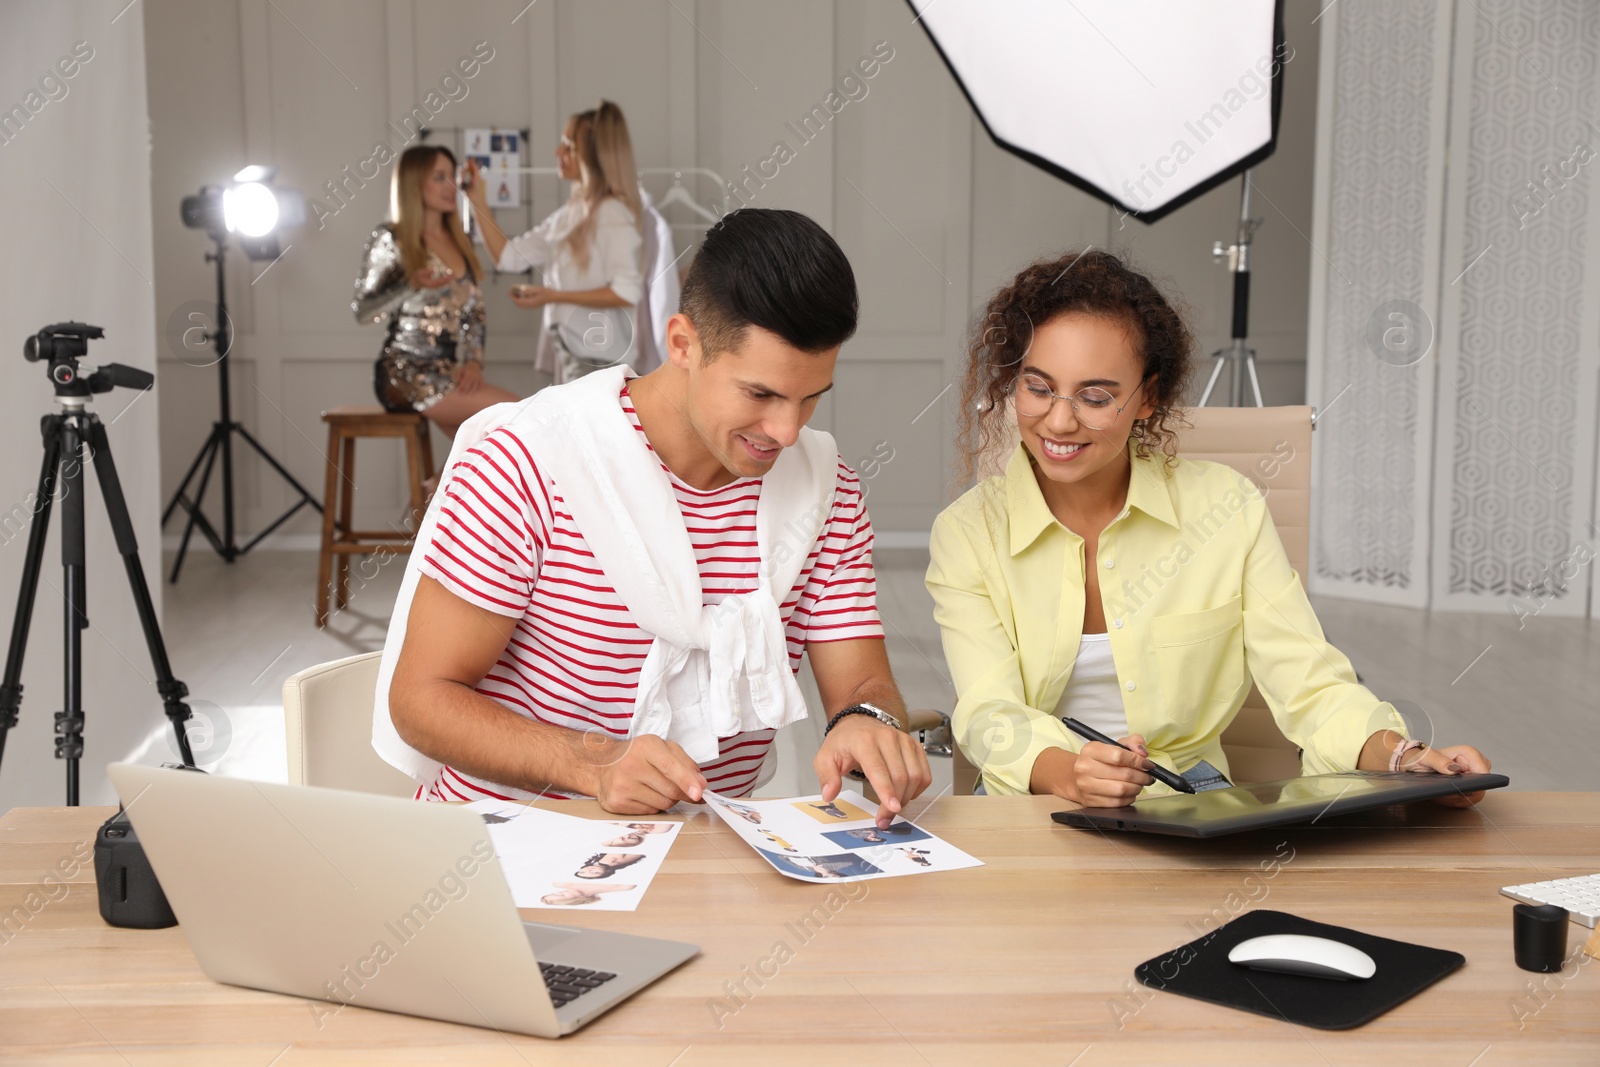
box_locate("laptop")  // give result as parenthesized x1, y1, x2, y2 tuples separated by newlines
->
(1052, 770, 1510, 839)
(107, 763, 698, 1037)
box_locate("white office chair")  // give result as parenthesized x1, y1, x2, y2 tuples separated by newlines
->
(282, 651, 417, 797)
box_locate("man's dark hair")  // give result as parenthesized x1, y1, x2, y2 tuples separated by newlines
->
(679, 208, 858, 359)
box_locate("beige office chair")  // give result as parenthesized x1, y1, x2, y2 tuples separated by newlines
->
(908, 404, 1313, 793)
(1179, 405, 1310, 785)
(282, 651, 418, 797)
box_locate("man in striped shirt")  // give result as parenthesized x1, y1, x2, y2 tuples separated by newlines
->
(387, 209, 931, 826)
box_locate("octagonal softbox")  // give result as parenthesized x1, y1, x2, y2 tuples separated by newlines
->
(909, 0, 1285, 222)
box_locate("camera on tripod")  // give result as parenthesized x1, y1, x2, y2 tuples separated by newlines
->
(3, 320, 196, 806)
(24, 320, 100, 361)
(23, 321, 153, 397)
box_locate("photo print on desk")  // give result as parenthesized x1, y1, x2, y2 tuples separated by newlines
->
(794, 798, 873, 824)
(469, 801, 682, 911)
(822, 823, 932, 850)
(759, 850, 883, 880)
(603, 822, 675, 848)
(758, 829, 800, 853)
(710, 796, 763, 824)
(703, 789, 983, 883)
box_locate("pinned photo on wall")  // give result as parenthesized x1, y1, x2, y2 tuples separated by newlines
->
(463, 126, 521, 208)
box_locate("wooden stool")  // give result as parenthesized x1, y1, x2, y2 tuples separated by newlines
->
(316, 405, 434, 627)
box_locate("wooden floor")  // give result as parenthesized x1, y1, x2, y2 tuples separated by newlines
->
(153, 546, 1598, 793)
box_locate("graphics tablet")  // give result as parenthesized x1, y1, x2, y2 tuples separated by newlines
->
(1052, 770, 1510, 839)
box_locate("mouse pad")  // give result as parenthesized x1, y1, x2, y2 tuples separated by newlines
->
(1134, 909, 1465, 1030)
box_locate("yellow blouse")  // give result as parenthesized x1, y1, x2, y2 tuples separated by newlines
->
(926, 444, 1404, 797)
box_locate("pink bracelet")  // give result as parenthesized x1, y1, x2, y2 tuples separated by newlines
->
(1390, 737, 1427, 772)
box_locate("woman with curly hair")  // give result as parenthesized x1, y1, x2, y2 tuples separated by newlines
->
(927, 249, 1490, 806)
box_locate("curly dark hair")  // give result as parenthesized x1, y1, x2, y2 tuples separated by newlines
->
(957, 248, 1195, 483)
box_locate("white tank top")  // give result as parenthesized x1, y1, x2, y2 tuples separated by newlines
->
(1052, 632, 1130, 741)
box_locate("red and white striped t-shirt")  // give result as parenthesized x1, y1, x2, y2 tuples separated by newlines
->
(414, 382, 883, 802)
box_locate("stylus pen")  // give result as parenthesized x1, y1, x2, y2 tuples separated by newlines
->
(1061, 718, 1197, 795)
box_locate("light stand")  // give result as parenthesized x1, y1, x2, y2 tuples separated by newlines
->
(161, 230, 321, 581)
(1, 322, 197, 805)
(1198, 171, 1266, 407)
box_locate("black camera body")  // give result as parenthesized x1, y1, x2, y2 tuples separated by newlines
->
(93, 807, 178, 929)
(22, 321, 152, 396)
(24, 320, 103, 363)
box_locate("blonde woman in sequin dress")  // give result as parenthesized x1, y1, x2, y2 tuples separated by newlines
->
(354, 146, 519, 441)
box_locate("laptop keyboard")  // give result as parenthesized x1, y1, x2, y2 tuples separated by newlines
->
(539, 962, 618, 1008)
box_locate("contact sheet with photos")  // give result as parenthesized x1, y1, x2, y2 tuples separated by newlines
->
(703, 789, 983, 883)
(467, 800, 681, 912)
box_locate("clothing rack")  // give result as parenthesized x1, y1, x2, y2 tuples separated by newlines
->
(504, 166, 730, 228)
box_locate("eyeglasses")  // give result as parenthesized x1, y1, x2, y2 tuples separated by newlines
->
(1011, 373, 1141, 429)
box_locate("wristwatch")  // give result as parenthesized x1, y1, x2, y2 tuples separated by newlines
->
(825, 702, 903, 735)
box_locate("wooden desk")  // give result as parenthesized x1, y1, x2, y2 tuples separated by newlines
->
(2, 793, 1596, 1065)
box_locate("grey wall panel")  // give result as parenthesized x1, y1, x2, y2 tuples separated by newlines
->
(148, 0, 1322, 546)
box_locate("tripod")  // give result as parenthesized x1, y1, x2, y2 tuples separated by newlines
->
(2, 323, 196, 805)
(1198, 170, 1266, 408)
(162, 231, 321, 582)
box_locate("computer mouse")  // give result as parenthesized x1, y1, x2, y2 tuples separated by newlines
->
(1227, 933, 1377, 980)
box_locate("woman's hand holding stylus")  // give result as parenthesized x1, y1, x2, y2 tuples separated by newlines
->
(1069, 734, 1156, 808)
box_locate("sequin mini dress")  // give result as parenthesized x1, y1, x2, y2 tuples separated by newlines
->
(352, 224, 486, 413)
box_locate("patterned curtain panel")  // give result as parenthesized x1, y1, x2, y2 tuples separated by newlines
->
(1310, 0, 1599, 616)
(1433, 0, 1599, 617)
(1310, 0, 1445, 606)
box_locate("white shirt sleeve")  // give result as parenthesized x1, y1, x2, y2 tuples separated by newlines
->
(593, 199, 645, 306)
(495, 208, 563, 273)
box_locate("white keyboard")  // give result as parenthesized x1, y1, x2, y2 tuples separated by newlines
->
(1501, 873, 1600, 928)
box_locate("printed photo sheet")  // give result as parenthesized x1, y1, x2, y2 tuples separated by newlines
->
(462, 126, 522, 207)
(468, 800, 681, 911)
(702, 789, 982, 883)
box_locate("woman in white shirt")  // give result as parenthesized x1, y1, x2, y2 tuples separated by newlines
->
(469, 100, 645, 383)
